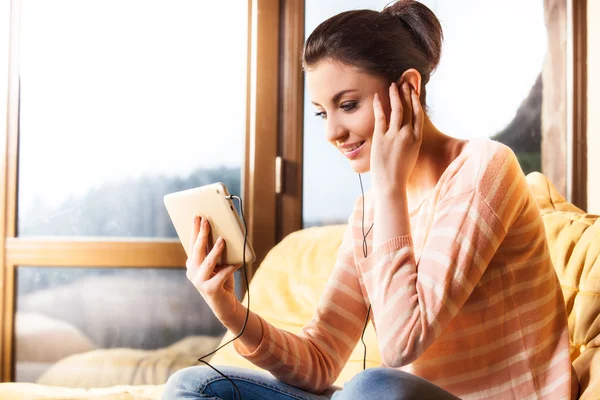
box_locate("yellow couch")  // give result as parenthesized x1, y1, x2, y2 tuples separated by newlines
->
(0, 172, 598, 399)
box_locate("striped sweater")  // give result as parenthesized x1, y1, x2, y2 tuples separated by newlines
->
(235, 139, 573, 399)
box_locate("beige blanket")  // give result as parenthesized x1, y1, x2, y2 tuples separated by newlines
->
(0, 383, 163, 400)
(0, 334, 222, 399)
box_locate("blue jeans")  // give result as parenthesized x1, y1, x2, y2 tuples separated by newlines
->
(162, 366, 461, 400)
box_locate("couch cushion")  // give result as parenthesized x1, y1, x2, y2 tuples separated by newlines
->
(526, 171, 585, 214)
(526, 172, 600, 399)
(526, 173, 600, 357)
(210, 225, 381, 386)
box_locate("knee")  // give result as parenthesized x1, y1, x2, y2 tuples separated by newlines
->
(344, 367, 407, 390)
(162, 366, 213, 400)
(339, 368, 422, 400)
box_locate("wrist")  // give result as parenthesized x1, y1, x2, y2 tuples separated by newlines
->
(374, 187, 408, 208)
(374, 184, 407, 199)
(219, 297, 242, 330)
(373, 185, 411, 247)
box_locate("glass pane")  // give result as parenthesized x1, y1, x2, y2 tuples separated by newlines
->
(424, 1, 549, 175)
(15, 266, 225, 385)
(18, 0, 247, 237)
(303, 1, 565, 227)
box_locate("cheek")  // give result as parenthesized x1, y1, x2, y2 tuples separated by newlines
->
(353, 106, 375, 139)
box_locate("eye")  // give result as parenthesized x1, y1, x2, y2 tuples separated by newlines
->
(340, 101, 358, 112)
(314, 111, 327, 120)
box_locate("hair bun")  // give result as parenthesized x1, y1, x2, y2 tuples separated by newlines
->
(383, 0, 414, 18)
(382, 0, 443, 72)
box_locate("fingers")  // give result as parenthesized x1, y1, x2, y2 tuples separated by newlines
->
(197, 218, 210, 261)
(388, 82, 403, 132)
(401, 83, 413, 128)
(372, 93, 387, 136)
(196, 236, 225, 282)
(411, 87, 424, 140)
(190, 217, 210, 267)
(203, 264, 239, 294)
(189, 215, 201, 255)
(185, 218, 238, 299)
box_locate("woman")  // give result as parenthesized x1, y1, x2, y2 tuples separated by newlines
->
(164, 1, 574, 399)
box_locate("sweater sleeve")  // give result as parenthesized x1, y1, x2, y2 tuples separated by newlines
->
(234, 216, 368, 393)
(357, 146, 528, 368)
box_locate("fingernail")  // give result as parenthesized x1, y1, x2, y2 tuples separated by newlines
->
(217, 237, 224, 246)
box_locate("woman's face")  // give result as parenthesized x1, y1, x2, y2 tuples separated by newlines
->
(306, 59, 390, 174)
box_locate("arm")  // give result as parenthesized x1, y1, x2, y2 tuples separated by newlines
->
(362, 149, 528, 367)
(373, 184, 410, 249)
(233, 217, 369, 393)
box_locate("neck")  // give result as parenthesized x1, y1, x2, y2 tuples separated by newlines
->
(406, 116, 458, 197)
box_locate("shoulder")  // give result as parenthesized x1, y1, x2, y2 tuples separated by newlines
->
(443, 139, 530, 230)
(441, 139, 524, 200)
(472, 139, 522, 187)
(471, 139, 527, 207)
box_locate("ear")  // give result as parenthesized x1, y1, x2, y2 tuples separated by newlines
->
(396, 69, 422, 96)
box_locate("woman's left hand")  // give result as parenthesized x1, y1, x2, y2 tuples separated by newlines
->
(370, 82, 424, 193)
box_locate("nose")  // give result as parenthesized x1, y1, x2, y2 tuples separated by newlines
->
(324, 116, 348, 144)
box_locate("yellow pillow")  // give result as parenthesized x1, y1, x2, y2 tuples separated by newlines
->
(526, 172, 600, 358)
(526, 171, 584, 214)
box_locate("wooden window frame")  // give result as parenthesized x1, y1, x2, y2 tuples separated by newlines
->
(277, 0, 305, 238)
(568, 0, 587, 210)
(1, 0, 19, 381)
(0, 0, 280, 381)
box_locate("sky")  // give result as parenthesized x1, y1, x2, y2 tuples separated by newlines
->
(18, 0, 248, 211)
(17, 0, 547, 226)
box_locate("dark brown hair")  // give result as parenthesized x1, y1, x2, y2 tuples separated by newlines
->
(302, 0, 443, 106)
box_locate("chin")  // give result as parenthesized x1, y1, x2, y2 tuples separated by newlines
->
(350, 160, 370, 174)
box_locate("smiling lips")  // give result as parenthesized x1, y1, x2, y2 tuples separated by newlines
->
(339, 141, 365, 159)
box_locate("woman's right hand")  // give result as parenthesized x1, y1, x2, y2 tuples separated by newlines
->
(186, 215, 241, 325)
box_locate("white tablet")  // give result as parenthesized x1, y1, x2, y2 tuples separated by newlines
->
(164, 182, 256, 265)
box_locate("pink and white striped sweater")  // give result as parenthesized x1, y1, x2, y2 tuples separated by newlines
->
(235, 139, 573, 399)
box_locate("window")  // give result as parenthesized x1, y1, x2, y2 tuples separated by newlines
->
(15, 266, 224, 382)
(3, 0, 253, 384)
(302, 0, 570, 227)
(18, 0, 246, 238)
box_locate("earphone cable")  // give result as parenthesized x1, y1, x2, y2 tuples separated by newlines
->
(197, 195, 249, 400)
(358, 174, 373, 371)
(195, 178, 372, 397)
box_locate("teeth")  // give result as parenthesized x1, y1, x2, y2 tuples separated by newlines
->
(342, 142, 363, 153)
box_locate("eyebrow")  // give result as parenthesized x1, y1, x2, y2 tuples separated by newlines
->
(311, 89, 359, 107)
